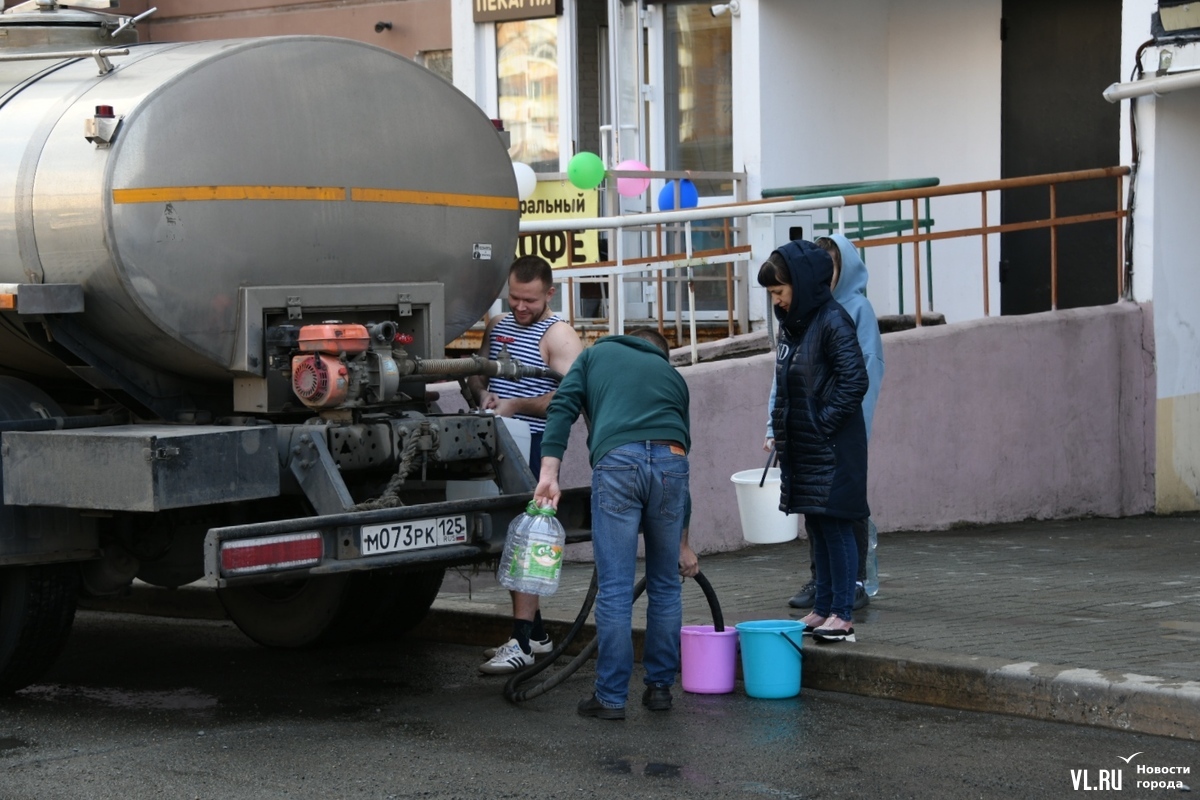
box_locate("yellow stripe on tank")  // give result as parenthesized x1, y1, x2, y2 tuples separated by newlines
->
(112, 186, 347, 203)
(351, 187, 518, 211)
(111, 185, 517, 210)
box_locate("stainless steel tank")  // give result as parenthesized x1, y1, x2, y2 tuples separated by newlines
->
(0, 7, 517, 383)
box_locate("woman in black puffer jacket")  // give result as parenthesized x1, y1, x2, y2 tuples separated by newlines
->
(759, 239, 869, 642)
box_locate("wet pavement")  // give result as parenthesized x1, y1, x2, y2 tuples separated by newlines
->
(10, 611, 1198, 800)
(426, 514, 1200, 740)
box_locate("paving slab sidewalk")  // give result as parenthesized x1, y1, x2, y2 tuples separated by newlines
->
(424, 515, 1200, 740)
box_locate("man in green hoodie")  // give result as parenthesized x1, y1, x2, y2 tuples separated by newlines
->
(534, 329, 690, 720)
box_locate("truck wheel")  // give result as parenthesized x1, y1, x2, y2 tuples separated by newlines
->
(0, 564, 79, 693)
(218, 574, 360, 648)
(375, 568, 445, 638)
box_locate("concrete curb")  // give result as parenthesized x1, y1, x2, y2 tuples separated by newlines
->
(801, 643, 1200, 741)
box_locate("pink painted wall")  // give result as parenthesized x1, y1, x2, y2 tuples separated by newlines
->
(118, 1, 451, 61)
(677, 303, 1156, 552)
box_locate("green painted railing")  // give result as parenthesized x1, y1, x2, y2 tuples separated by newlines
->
(763, 178, 940, 315)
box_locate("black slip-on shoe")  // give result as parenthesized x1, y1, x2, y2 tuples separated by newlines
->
(787, 581, 816, 609)
(642, 684, 672, 711)
(853, 584, 870, 610)
(577, 694, 626, 720)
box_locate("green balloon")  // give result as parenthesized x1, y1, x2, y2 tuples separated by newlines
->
(567, 152, 606, 190)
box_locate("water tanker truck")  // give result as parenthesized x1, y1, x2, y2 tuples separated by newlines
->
(0, 0, 588, 691)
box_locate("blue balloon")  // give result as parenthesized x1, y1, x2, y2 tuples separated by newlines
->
(657, 179, 699, 211)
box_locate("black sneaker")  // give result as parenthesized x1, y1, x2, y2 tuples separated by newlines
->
(642, 684, 672, 711)
(853, 584, 870, 611)
(577, 694, 625, 720)
(788, 581, 816, 609)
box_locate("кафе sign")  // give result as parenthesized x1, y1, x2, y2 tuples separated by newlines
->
(473, 0, 562, 23)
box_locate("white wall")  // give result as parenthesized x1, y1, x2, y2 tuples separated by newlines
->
(752, 0, 1002, 323)
(756, 0, 890, 192)
(1120, 0, 1156, 303)
(1153, 89, 1200, 400)
(885, 0, 1001, 322)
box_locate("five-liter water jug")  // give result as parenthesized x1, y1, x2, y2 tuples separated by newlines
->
(499, 500, 565, 596)
(864, 518, 879, 596)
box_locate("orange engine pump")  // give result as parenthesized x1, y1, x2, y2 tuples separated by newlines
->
(290, 323, 369, 408)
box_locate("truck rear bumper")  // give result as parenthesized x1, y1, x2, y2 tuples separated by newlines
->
(203, 487, 591, 588)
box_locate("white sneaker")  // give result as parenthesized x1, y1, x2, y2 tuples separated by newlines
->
(478, 639, 534, 674)
(483, 635, 552, 659)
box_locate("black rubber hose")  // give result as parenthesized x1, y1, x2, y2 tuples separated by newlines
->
(503, 570, 723, 704)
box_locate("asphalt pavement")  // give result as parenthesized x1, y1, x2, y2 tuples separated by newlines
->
(425, 514, 1200, 740)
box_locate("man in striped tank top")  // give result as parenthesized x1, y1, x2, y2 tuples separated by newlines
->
(471, 255, 583, 675)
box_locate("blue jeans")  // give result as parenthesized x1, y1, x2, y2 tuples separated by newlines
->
(528, 431, 543, 476)
(590, 442, 689, 708)
(807, 514, 858, 622)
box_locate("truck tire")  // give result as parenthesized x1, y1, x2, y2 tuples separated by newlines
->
(375, 568, 445, 638)
(217, 568, 445, 648)
(218, 574, 359, 648)
(0, 564, 79, 693)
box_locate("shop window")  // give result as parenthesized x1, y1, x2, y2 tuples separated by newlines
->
(664, 3, 733, 198)
(497, 19, 560, 172)
(418, 49, 453, 84)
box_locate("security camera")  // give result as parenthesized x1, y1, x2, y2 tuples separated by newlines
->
(374, 21, 393, 33)
(710, 1, 739, 17)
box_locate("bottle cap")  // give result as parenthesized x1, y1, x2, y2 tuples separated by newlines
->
(526, 499, 556, 516)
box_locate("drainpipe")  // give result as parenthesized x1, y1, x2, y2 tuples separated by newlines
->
(1103, 69, 1200, 102)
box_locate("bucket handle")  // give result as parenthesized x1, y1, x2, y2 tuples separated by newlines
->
(777, 630, 803, 656)
(759, 444, 778, 488)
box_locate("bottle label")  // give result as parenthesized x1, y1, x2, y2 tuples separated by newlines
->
(526, 543, 562, 580)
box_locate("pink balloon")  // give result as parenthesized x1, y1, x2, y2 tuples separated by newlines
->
(615, 159, 651, 198)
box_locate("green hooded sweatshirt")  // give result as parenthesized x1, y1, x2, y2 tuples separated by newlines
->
(540, 335, 690, 467)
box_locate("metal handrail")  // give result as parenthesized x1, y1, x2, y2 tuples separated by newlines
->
(844, 166, 1130, 324)
(518, 166, 1130, 352)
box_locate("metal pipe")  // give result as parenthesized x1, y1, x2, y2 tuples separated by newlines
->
(843, 167, 1129, 205)
(981, 191, 990, 316)
(1103, 69, 1200, 102)
(519, 196, 845, 234)
(0, 48, 130, 62)
(1117, 173, 1126, 299)
(912, 198, 922, 326)
(1050, 184, 1058, 311)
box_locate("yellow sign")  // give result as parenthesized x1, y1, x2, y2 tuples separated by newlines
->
(517, 180, 598, 269)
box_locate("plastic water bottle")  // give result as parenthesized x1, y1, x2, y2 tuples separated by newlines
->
(498, 500, 565, 596)
(864, 518, 879, 596)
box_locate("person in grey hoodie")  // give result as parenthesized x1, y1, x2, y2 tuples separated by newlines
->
(764, 234, 885, 610)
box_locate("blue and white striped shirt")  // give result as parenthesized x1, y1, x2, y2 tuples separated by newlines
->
(486, 313, 563, 433)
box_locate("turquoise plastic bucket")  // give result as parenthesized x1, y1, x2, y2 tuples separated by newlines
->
(734, 619, 804, 699)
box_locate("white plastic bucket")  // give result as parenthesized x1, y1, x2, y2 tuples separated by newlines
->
(446, 417, 533, 500)
(730, 468, 799, 544)
(498, 417, 532, 465)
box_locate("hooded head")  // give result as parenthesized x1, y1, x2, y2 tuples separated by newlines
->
(757, 239, 834, 334)
(816, 234, 869, 303)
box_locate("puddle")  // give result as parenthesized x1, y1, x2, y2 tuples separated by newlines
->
(19, 684, 217, 710)
(601, 757, 681, 778)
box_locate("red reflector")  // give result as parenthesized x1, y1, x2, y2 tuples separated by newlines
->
(221, 532, 323, 575)
(95, 105, 115, 118)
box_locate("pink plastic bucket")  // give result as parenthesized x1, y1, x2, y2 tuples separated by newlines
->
(680, 625, 739, 694)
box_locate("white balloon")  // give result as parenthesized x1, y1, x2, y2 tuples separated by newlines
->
(512, 162, 538, 202)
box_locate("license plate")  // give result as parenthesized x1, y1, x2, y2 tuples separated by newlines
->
(360, 515, 468, 556)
